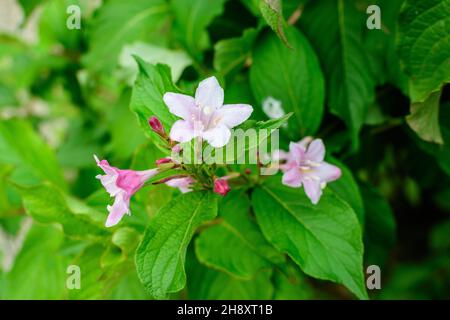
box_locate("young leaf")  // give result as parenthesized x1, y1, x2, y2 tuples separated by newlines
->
(250, 26, 325, 138)
(259, 0, 290, 47)
(252, 177, 368, 299)
(129, 58, 179, 143)
(136, 191, 218, 299)
(299, 0, 377, 146)
(195, 191, 284, 279)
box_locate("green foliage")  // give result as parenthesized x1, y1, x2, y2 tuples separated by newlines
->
(252, 178, 367, 299)
(0, 0, 449, 301)
(250, 26, 325, 137)
(136, 192, 218, 298)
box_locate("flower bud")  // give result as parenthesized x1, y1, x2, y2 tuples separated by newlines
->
(148, 116, 165, 136)
(156, 157, 172, 165)
(213, 178, 231, 196)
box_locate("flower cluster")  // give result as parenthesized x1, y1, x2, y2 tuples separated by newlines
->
(95, 77, 341, 227)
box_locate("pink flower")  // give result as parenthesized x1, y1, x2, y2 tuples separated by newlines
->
(156, 157, 172, 165)
(213, 178, 231, 196)
(94, 155, 158, 227)
(278, 137, 341, 204)
(163, 76, 253, 148)
(165, 176, 195, 193)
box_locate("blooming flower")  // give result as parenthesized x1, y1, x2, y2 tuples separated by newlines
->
(213, 178, 231, 196)
(165, 176, 195, 193)
(163, 76, 253, 148)
(278, 137, 341, 204)
(94, 155, 158, 227)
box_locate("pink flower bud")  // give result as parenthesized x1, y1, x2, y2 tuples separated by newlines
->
(213, 178, 231, 196)
(148, 116, 165, 136)
(156, 157, 172, 165)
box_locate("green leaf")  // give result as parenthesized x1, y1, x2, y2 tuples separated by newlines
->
(250, 26, 325, 137)
(214, 28, 259, 77)
(361, 183, 396, 266)
(136, 191, 218, 299)
(0, 119, 66, 189)
(195, 191, 283, 279)
(259, 0, 290, 47)
(187, 251, 274, 299)
(415, 101, 450, 175)
(118, 42, 192, 84)
(1, 224, 67, 299)
(17, 183, 110, 240)
(83, 0, 170, 72)
(328, 157, 365, 225)
(251, 178, 367, 299)
(130, 58, 179, 144)
(397, 0, 450, 103)
(273, 264, 314, 300)
(171, 0, 227, 60)
(406, 89, 443, 144)
(300, 0, 377, 145)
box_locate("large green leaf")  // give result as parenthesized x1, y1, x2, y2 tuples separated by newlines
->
(136, 191, 218, 299)
(83, 0, 170, 72)
(17, 183, 110, 240)
(300, 0, 377, 145)
(0, 119, 66, 189)
(398, 0, 450, 103)
(195, 191, 283, 279)
(398, 0, 450, 143)
(251, 178, 367, 299)
(171, 0, 227, 60)
(250, 26, 325, 137)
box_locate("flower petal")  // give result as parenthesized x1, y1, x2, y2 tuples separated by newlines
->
(303, 179, 322, 204)
(312, 162, 342, 182)
(306, 139, 325, 162)
(289, 142, 306, 165)
(105, 193, 130, 227)
(202, 123, 231, 148)
(163, 92, 197, 120)
(213, 104, 253, 128)
(96, 173, 120, 197)
(165, 177, 194, 193)
(195, 76, 224, 110)
(282, 168, 302, 188)
(169, 119, 199, 143)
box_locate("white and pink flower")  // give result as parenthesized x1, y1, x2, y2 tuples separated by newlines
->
(278, 137, 341, 204)
(94, 155, 158, 227)
(163, 76, 253, 148)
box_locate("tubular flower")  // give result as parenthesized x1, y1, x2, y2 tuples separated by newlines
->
(94, 155, 158, 227)
(163, 76, 253, 148)
(278, 137, 341, 204)
(213, 178, 231, 196)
